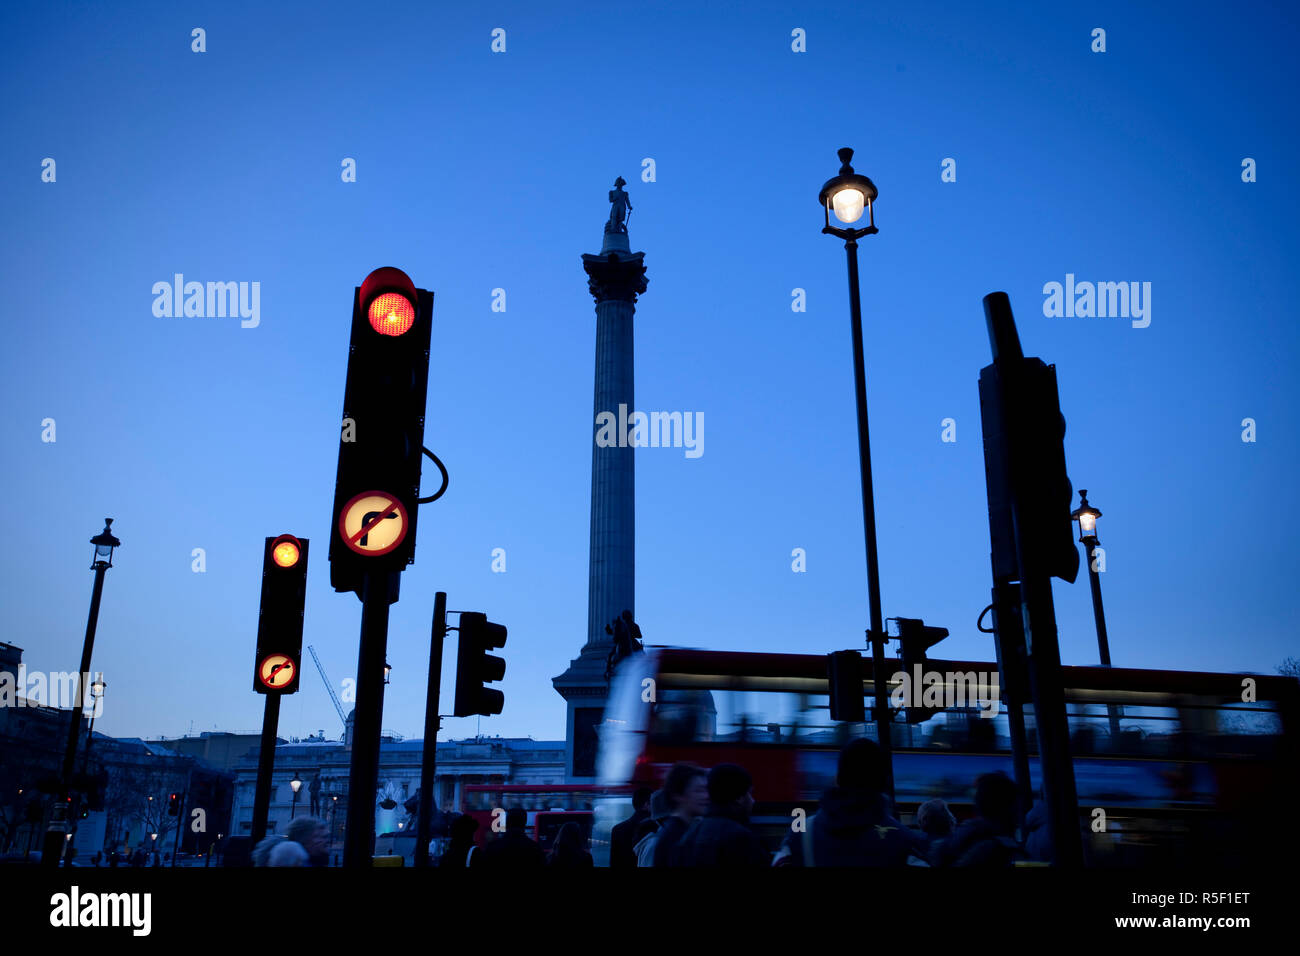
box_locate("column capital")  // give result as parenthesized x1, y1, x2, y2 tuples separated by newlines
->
(583, 251, 648, 305)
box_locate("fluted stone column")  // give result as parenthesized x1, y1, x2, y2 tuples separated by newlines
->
(553, 220, 647, 781)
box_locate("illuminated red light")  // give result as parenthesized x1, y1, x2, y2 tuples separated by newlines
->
(272, 535, 301, 568)
(367, 292, 416, 336)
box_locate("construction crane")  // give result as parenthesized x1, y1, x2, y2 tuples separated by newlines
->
(308, 645, 405, 742)
(308, 645, 348, 737)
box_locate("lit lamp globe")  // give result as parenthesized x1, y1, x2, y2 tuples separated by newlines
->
(818, 147, 878, 233)
(90, 519, 121, 569)
(1070, 490, 1102, 543)
(290, 773, 302, 794)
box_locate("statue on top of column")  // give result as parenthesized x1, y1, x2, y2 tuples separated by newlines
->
(606, 177, 632, 234)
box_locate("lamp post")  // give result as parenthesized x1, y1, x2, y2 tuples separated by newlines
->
(80, 675, 106, 777)
(331, 794, 339, 864)
(43, 519, 120, 868)
(383, 661, 392, 685)
(1071, 489, 1122, 742)
(290, 772, 302, 820)
(817, 148, 894, 797)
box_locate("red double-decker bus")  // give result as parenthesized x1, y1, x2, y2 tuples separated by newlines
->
(460, 783, 625, 856)
(592, 647, 1299, 866)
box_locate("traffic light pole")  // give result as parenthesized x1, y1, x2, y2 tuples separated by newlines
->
(1014, 560, 1084, 866)
(343, 571, 393, 868)
(980, 293, 1083, 864)
(844, 237, 894, 799)
(251, 694, 281, 846)
(415, 591, 447, 868)
(989, 576, 1034, 830)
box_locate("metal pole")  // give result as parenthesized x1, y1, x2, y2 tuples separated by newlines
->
(1085, 539, 1122, 741)
(343, 571, 392, 868)
(251, 693, 281, 845)
(1016, 565, 1084, 866)
(43, 563, 108, 868)
(990, 577, 1034, 830)
(1084, 540, 1112, 666)
(171, 772, 189, 866)
(415, 591, 447, 867)
(844, 237, 894, 799)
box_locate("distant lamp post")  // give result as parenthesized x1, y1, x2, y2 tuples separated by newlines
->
(817, 147, 895, 797)
(81, 675, 106, 775)
(44, 520, 121, 869)
(331, 795, 339, 859)
(1070, 490, 1111, 666)
(290, 772, 302, 819)
(383, 661, 392, 685)
(1071, 489, 1121, 741)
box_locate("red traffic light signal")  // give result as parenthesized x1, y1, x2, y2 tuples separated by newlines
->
(168, 792, 180, 816)
(271, 535, 301, 568)
(361, 267, 418, 336)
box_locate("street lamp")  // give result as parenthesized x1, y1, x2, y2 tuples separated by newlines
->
(817, 147, 894, 797)
(383, 661, 392, 685)
(44, 519, 121, 869)
(1071, 489, 1121, 741)
(80, 675, 106, 776)
(290, 772, 302, 820)
(331, 794, 339, 861)
(1070, 490, 1111, 665)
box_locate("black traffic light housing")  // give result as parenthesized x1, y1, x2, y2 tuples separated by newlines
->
(330, 268, 434, 600)
(827, 650, 866, 722)
(253, 534, 309, 695)
(454, 612, 507, 717)
(978, 293, 1079, 587)
(168, 792, 180, 816)
(896, 617, 949, 723)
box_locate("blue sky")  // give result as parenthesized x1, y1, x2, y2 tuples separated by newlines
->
(1, 1, 1295, 744)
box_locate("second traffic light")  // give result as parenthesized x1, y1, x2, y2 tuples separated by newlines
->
(168, 792, 180, 816)
(330, 267, 435, 599)
(896, 617, 949, 724)
(253, 534, 308, 695)
(827, 650, 866, 722)
(454, 612, 507, 717)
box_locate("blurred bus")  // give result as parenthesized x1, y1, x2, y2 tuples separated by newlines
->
(460, 783, 618, 856)
(593, 647, 1299, 866)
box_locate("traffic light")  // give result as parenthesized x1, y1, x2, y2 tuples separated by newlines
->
(979, 293, 1078, 587)
(1005, 359, 1079, 584)
(253, 533, 309, 695)
(329, 267, 434, 599)
(827, 650, 866, 722)
(168, 792, 180, 816)
(453, 612, 507, 717)
(896, 617, 949, 723)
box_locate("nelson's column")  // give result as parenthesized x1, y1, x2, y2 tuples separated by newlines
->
(553, 177, 647, 781)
